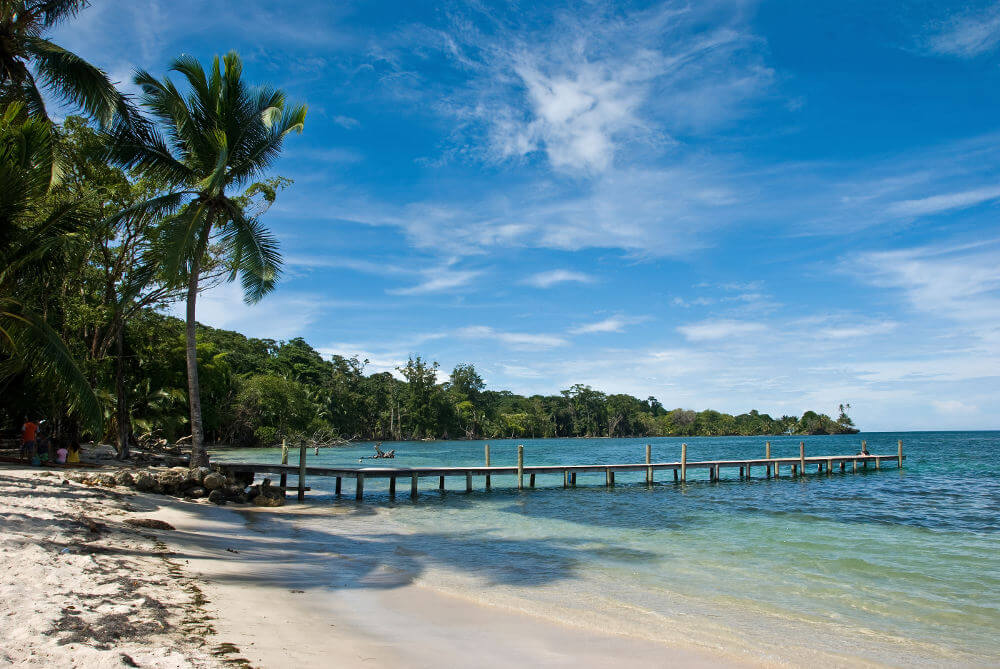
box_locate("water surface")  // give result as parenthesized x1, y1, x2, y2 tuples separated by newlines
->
(214, 433, 1000, 666)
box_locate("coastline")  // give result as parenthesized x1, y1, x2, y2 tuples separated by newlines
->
(0, 465, 747, 668)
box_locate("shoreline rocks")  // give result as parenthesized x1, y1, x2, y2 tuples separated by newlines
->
(65, 467, 284, 507)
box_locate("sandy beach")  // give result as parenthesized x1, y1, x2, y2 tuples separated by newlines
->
(0, 465, 747, 668)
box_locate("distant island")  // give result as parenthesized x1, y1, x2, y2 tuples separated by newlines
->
(7, 310, 857, 448)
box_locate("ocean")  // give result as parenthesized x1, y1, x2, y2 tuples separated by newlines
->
(213, 432, 1000, 666)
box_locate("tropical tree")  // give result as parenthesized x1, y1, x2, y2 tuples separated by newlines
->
(0, 102, 101, 432)
(105, 52, 306, 467)
(0, 1, 127, 124)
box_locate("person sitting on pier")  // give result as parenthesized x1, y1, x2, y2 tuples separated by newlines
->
(859, 443, 871, 456)
(374, 443, 386, 458)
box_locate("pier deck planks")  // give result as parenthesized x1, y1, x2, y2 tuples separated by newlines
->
(218, 452, 904, 500)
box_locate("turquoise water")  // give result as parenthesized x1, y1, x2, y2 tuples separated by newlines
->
(214, 433, 1000, 666)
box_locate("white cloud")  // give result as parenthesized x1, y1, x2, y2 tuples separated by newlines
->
(168, 282, 324, 341)
(522, 269, 595, 288)
(887, 185, 1000, 216)
(570, 316, 632, 334)
(676, 319, 767, 342)
(927, 4, 1000, 57)
(850, 239, 1000, 344)
(422, 2, 772, 173)
(388, 266, 483, 295)
(332, 115, 360, 129)
(457, 325, 567, 350)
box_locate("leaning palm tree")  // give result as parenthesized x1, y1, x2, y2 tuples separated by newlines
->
(0, 1, 128, 125)
(0, 101, 102, 433)
(105, 52, 305, 467)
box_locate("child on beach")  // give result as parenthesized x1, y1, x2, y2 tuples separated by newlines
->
(66, 441, 81, 464)
(55, 444, 68, 464)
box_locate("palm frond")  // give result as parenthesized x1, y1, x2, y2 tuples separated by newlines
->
(217, 201, 282, 303)
(0, 299, 103, 434)
(25, 36, 124, 126)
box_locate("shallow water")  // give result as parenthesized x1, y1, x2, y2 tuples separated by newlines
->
(214, 433, 1000, 666)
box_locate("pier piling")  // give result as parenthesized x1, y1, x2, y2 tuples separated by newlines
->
(485, 444, 491, 489)
(646, 444, 652, 485)
(517, 445, 524, 490)
(681, 443, 687, 482)
(297, 442, 307, 501)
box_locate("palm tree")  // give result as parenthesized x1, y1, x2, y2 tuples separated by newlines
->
(0, 101, 102, 433)
(105, 52, 305, 467)
(0, 1, 127, 125)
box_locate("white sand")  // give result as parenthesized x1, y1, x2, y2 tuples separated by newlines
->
(0, 465, 750, 668)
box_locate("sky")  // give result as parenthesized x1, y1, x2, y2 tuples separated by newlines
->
(53, 0, 1000, 430)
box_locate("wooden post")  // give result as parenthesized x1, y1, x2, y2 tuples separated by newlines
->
(280, 438, 288, 490)
(739, 466, 744, 479)
(862, 440, 868, 468)
(681, 443, 687, 482)
(840, 461, 845, 473)
(774, 462, 780, 478)
(746, 465, 750, 478)
(605, 468, 613, 487)
(875, 457, 880, 470)
(466, 472, 472, 493)
(766, 441, 771, 459)
(563, 470, 568, 488)
(827, 458, 833, 475)
(389, 476, 396, 497)
(410, 473, 418, 499)
(898, 439, 903, 468)
(529, 473, 536, 488)
(570, 472, 577, 487)
(297, 442, 307, 501)
(852, 459, 858, 473)
(766, 463, 771, 478)
(335, 477, 342, 495)
(438, 475, 445, 490)
(645, 444, 652, 485)
(673, 469, 679, 482)
(485, 444, 491, 489)
(355, 473, 365, 501)
(517, 445, 524, 490)
(799, 442, 805, 477)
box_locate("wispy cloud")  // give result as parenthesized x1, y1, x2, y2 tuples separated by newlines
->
(677, 319, 766, 342)
(522, 269, 595, 288)
(332, 115, 360, 129)
(410, 2, 771, 173)
(849, 239, 1000, 344)
(887, 185, 1000, 216)
(457, 325, 567, 350)
(926, 4, 1000, 57)
(388, 265, 484, 295)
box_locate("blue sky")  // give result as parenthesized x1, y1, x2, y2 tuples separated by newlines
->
(56, 1, 1000, 430)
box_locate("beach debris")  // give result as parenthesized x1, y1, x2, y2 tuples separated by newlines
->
(124, 518, 176, 531)
(225, 547, 239, 554)
(120, 653, 139, 667)
(208, 489, 228, 505)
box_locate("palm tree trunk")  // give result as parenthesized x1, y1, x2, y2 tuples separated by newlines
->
(186, 245, 208, 469)
(114, 318, 131, 459)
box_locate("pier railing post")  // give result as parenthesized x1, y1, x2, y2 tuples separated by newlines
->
(681, 443, 687, 482)
(766, 440, 771, 459)
(517, 445, 524, 490)
(280, 438, 288, 491)
(645, 444, 652, 485)
(799, 441, 805, 477)
(485, 443, 491, 490)
(297, 442, 307, 501)
(898, 439, 903, 468)
(411, 472, 418, 499)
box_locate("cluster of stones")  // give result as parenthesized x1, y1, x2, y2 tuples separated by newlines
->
(68, 466, 285, 507)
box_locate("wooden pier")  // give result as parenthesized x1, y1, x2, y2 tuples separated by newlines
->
(217, 440, 906, 502)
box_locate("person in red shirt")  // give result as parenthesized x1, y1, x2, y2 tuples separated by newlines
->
(20, 417, 38, 460)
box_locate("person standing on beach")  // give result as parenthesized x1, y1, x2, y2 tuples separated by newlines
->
(20, 416, 38, 460)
